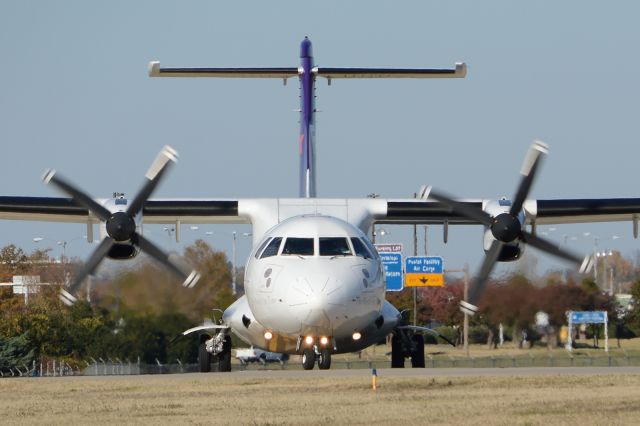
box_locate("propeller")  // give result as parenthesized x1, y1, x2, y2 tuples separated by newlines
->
(427, 140, 593, 316)
(44, 146, 201, 306)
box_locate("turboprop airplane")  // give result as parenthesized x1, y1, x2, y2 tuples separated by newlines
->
(1, 38, 639, 371)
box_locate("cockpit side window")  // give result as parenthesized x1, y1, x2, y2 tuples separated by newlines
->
(361, 237, 380, 260)
(320, 237, 352, 256)
(350, 237, 372, 259)
(282, 237, 314, 256)
(260, 237, 282, 258)
(254, 237, 272, 259)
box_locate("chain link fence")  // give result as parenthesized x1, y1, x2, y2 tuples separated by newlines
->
(3, 353, 640, 377)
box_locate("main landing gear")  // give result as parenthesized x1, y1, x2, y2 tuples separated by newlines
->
(198, 333, 232, 373)
(391, 331, 425, 368)
(302, 347, 332, 370)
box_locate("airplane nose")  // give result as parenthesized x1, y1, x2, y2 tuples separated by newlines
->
(288, 275, 346, 329)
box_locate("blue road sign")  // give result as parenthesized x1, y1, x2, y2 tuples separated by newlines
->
(405, 256, 444, 274)
(379, 252, 403, 291)
(405, 256, 444, 287)
(569, 311, 607, 324)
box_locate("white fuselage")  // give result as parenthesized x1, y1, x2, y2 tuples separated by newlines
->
(222, 214, 400, 354)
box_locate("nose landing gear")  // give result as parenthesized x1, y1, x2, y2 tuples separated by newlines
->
(301, 345, 332, 370)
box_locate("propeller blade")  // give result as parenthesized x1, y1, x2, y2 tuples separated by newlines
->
(60, 237, 114, 306)
(135, 233, 200, 288)
(43, 170, 112, 222)
(428, 189, 493, 226)
(468, 239, 503, 305)
(509, 140, 548, 216)
(126, 146, 178, 216)
(520, 231, 583, 264)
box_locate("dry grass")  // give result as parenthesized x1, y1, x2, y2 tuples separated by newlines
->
(2, 372, 640, 425)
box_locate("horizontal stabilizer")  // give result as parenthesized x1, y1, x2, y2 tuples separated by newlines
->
(315, 62, 466, 79)
(148, 62, 298, 78)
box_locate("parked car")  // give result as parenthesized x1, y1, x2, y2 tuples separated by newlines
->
(234, 347, 289, 365)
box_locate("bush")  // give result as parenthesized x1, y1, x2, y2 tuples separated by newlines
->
(468, 325, 490, 344)
(433, 326, 459, 345)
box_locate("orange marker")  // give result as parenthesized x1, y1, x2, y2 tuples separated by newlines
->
(372, 368, 377, 390)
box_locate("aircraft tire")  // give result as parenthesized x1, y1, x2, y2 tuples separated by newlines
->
(218, 335, 232, 372)
(391, 333, 405, 368)
(410, 334, 425, 368)
(198, 343, 212, 373)
(302, 348, 316, 370)
(318, 348, 331, 370)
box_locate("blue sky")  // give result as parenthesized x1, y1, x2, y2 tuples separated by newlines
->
(1, 1, 639, 278)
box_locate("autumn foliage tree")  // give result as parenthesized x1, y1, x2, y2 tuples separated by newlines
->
(1, 239, 237, 369)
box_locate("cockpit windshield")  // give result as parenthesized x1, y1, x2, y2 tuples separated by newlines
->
(282, 237, 314, 256)
(319, 237, 352, 256)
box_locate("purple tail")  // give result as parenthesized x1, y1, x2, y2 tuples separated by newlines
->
(298, 37, 316, 198)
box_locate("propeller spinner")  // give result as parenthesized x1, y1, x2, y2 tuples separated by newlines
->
(428, 140, 593, 316)
(44, 146, 201, 305)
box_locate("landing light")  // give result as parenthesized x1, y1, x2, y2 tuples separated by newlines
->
(305, 335, 314, 345)
(320, 336, 329, 346)
(264, 331, 273, 340)
(352, 332, 362, 341)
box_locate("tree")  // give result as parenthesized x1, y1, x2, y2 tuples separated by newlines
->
(626, 280, 640, 335)
(0, 334, 34, 371)
(418, 282, 463, 326)
(477, 274, 537, 347)
(0, 244, 29, 281)
(93, 239, 235, 323)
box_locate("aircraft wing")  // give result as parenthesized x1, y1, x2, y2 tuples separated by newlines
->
(533, 198, 640, 225)
(0, 197, 248, 225)
(3, 195, 640, 233)
(378, 198, 640, 228)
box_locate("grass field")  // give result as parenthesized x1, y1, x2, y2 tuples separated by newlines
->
(2, 371, 640, 425)
(325, 337, 640, 366)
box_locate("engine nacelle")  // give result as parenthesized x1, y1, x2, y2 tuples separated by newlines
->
(108, 243, 139, 260)
(483, 228, 523, 261)
(482, 198, 526, 262)
(99, 195, 143, 260)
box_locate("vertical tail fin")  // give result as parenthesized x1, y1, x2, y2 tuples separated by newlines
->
(298, 37, 316, 198)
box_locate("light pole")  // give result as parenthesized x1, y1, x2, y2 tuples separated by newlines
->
(583, 233, 599, 283)
(560, 234, 577, 282)
(232, 231, 237, 295)
(33, 236, 86, 287)
(367, 193, 379, 242)
(597, 250, 614, 294)
(583, 233, 619, 287)
(202, 230, 251, 295)
(163, 226, 175, 242)
(371, 227, 389, 245)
